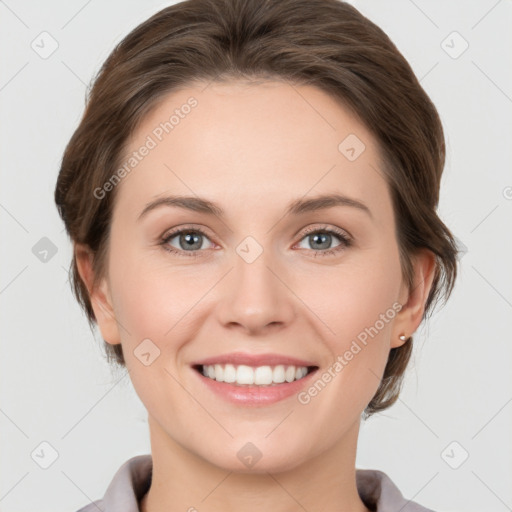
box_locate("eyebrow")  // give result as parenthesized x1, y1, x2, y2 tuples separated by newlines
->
(137, 193, 373, 221)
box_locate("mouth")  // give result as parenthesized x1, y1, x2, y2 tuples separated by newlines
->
(190, 352, 320, 405)
(192, 363, 319, 387)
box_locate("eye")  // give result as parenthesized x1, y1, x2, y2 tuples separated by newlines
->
(295, 226, 352, 257)
(160, 226, 214, 257)
(159, 224, 352, 258)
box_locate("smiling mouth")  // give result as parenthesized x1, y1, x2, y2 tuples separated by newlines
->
(193, 364, 318, 387)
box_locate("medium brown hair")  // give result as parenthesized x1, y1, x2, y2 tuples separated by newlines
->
(55, 0, 458, 418)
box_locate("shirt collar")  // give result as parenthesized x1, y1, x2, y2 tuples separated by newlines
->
(93, 454, 434, 512)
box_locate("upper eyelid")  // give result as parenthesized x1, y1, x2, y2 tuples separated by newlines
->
(299, 224, 351, 238)
(162, 224, 216, 241)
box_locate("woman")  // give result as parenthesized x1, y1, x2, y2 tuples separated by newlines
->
(55, 0, 458, 510)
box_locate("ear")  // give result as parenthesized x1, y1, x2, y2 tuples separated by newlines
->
(391, 248, 437, 349)
(75, 243, 121, 346)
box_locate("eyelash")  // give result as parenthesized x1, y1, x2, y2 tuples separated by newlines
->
(160, 224, 352, 259)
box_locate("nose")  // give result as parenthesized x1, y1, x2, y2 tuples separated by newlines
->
(216, 247, 296, 335)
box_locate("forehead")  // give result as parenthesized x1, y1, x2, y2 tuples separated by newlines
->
(113, 80, 390, 223)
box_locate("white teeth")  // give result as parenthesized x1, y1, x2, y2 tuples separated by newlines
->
(273, 365, 285, 383)
(255, 366, 273, 385)
(236, 365, 254, 385)
(223, 364, 236, 383)
(295, 367, 307, 380)
(285, 365, 296, 382)
(200, 363, 311, 386)
(214, 364, 224, 382)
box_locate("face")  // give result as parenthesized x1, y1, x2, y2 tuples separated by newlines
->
(81, 80, 430, 473)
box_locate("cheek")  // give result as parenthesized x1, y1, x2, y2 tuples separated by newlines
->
(107, 235, 198, 351)
(310, 247, 402, 392)
(313, 249, 401, 339)
(107, 255, 198, 415)
(112, 271, 199, 352)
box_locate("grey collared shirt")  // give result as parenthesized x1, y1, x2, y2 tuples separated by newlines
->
(76, 454, 436, 512)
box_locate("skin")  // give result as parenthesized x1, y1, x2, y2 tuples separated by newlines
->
(76, 80, 435, 512)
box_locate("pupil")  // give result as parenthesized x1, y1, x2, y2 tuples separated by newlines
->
(312, 233, 330, 249)
(182, 232, 201, 249)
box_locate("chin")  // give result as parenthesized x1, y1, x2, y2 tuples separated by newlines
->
(197, 436, 310, 475)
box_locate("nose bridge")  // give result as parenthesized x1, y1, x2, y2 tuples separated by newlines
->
(217, 235, 295, 332)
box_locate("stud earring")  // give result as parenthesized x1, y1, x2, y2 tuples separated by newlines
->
(398, 334, 407, 342)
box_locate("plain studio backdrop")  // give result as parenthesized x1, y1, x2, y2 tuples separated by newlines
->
(1, 1, 511, 511)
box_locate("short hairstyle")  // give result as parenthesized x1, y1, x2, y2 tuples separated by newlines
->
(55, 0, 459, 418)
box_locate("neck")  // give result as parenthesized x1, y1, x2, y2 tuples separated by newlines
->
(140, 416, 371, 512)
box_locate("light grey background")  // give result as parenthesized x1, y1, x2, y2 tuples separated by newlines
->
(1, 1, 511, 511)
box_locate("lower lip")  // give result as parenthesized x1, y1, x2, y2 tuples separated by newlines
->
(193, 367, 319, 406)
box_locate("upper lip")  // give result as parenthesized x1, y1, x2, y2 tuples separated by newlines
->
(191, 352, 318, 368)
